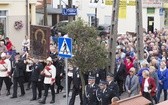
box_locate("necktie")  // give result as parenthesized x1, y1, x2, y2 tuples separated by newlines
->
(129, 76, 133, 90)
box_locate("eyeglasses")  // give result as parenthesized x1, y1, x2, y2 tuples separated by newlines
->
(130, 71, 133, 73)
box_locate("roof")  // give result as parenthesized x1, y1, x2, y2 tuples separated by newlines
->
(116, 95, 151, 105)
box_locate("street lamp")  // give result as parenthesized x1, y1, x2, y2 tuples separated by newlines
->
(89, 0, 105, 27)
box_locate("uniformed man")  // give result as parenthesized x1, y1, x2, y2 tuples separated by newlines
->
(69, 67, 83, 105)
(39, 57, 56, 104)
(106, 73, 120, 104)
(88, 68, 106, 84)
(85, 76, 99, 105)
(96, 80, 111, 105)
(30, 58, 44, 101)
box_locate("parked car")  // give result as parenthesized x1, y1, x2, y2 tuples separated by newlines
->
(97, 25, 110, 37)
(51, 20, 69, 36)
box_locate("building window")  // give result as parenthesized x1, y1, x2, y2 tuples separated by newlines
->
(164, 9, 168, 27)
(0, 10, 7, 36)
(147, 8, 155, 14)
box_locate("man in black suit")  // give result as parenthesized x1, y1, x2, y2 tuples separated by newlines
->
(10, 54, 26, 98)
(106, 73, 120, 104)
(114, 59, 127, 95)
(30, 59, 44, 101)
(69, 67, 83, 105)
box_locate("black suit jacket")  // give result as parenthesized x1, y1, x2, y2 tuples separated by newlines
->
(114, 63, 127, 81)
(30, 62, 44, 82)
(13, 60, 26, 78)
(73, 68, 81, 88)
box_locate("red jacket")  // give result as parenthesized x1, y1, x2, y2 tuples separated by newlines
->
(6, 41, 13, 51)
(125, 61, 134, 74)
(141, 77, 156, 96)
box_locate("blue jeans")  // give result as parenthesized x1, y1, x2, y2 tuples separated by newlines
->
(157, 84, 167, 102)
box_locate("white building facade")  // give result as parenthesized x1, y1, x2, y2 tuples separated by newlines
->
(72, 0, 165, 34)
(0, 0, 37, 51)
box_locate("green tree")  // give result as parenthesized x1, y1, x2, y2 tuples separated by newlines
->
(61, 18, 108, 100)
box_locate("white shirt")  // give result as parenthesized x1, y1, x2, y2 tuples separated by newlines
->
(26, 59, 33, 72)
(22, 39, 30, 50)
(44, 64, 56, 84)
(144, 77, 149, 92)
(0, 58, 11, 77)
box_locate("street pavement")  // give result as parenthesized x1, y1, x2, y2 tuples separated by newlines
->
(0, 83, 166, 105)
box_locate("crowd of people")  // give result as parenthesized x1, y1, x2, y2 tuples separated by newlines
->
(0, 28, 168, 105)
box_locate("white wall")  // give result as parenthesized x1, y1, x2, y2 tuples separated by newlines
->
(0, 0, 37, 52)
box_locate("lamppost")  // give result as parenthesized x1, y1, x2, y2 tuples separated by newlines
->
(89, 0, 105, 27)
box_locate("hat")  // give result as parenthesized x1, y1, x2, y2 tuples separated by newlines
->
(46, 57, 53, 62)
(99, 80, 108, 85)
(106, 72, 114, 77)
(1, 52, 6, 58)
(88, 76, 95, 80)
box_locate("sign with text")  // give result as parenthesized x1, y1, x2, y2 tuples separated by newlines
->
(143, 1, 162, 8)
(30, 25, 50, 60)
(62, 8, 77, 16)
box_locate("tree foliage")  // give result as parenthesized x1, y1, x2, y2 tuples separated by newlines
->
(61, 18, 108, 74)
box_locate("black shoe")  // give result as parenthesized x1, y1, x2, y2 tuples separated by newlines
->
(19, 93, 25, 97)
(55, 92, 59, 94)
(10, 96, 17, 98)
(39, 97, 46, 104)
(30, 98, 36, 101)
(6, 91, 10, 96)
(63, 95, 69, 98)
(39, 100, 46, 104)
(26, 88, 30, 90)
(50, 100, 55, 104)
(60, 87, 64, 92)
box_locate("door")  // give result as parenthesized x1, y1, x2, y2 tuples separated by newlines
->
(147, 17, 154, 33)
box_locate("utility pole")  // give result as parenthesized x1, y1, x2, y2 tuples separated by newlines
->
(26, 0, 28, 35)
(94, 0, 99, 27)
(109, 0, 120, 73)
(136, 0, 144, 61)
(44, 0, 48, 25)
(68, 0, 73, 22)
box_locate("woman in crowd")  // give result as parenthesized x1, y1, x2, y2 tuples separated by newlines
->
(141, 70, 156, 105)
(125, 67, 139, 97)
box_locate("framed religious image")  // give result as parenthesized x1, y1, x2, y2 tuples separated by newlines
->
(30, 25, 50, 60)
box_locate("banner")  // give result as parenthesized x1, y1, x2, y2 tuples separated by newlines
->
(105, 0, 136, 6)
(119, 0, 127, 19)
(30, 25, 50, 60)
(127, 0, 136, 6)
(105, 0, 113, 5)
